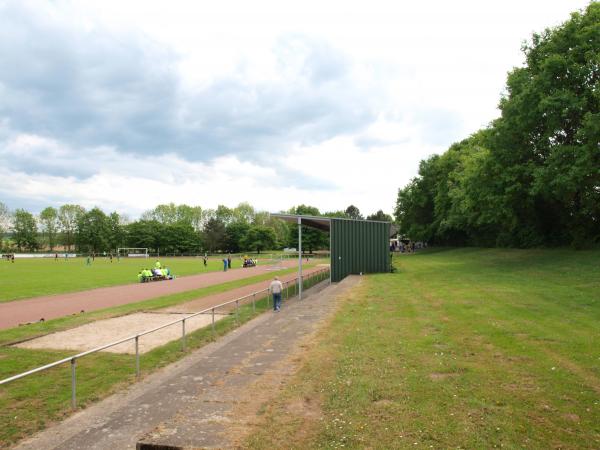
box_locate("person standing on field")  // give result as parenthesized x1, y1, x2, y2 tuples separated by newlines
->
(270, 276, 283, 312)
(227, 254, 232, 269)
(203, 255, 208, 268)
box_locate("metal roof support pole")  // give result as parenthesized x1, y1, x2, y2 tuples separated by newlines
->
(298, 216, 302, 300)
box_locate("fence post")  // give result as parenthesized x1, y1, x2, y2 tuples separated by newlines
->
(135, 335, 140, 379)
(236, 299, 239, 323)
(211, 308, 216, 337)
(252, 292, 256, 313)
(70, 358, 77, 410)
(182, 319, 187, 351)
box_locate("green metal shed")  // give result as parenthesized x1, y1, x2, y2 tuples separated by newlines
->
(271, 214, 390, 284)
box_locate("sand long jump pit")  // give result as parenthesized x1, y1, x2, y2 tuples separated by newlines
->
(16, 312, 229, 354)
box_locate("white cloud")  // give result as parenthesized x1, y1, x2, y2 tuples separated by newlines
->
(0, 0, 592, 217)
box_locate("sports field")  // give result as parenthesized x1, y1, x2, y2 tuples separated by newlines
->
(0, 255, 283, 302)
(245, 248, 600, 449)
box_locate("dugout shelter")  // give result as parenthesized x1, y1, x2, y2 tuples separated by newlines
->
(271, 214, 391, 292)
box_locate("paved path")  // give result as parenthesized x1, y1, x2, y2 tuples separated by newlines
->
(13, 276, 358, 450)
(0, 260, 308, 330)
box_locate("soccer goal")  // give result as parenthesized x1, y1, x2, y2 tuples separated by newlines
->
(117, 248, 149, 258)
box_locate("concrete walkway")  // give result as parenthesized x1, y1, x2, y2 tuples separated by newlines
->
(14, 276, 359, 450)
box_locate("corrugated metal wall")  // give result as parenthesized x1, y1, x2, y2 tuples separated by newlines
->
(330, 219, 390, 282)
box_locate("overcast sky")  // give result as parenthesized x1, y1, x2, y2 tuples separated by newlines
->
(0, 0, 591, 217)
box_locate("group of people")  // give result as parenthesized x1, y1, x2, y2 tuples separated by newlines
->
(242, 257, 257, 267)
(137, 260, 173, 282)
(2, 253, 15, 262)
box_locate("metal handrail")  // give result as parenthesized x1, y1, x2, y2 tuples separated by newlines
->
(0, 267, 330, 409)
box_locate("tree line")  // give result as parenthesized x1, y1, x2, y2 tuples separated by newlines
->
(0, 201, 391, 254)
(395, 2, 600, 248)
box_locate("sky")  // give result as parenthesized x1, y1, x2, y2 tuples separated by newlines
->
(0, 0, 591, 218)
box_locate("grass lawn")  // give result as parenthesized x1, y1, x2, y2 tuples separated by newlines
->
(0, 266, 328, 447)
(245, 248, 600, 449)
(0, 254, 285, 302)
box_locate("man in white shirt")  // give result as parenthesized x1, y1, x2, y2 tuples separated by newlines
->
(269, 276, 283, 311)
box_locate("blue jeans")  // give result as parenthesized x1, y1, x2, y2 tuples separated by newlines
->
(273, 292, 282, 310)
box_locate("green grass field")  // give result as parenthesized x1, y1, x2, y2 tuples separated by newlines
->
(0, 254, 286, 302)
(245, 248, 600, 449)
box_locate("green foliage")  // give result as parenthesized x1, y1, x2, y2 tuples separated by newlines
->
(243, 225, 277, 254)
(224, 221, 251, 252)
(344, 204, 363, 219)
(12, 209, 38, 251)
(395, 3, 600, 248)
(366, 209, 392, 222)
(203, 217, 226, 252)
(76, 207, 111, 253)
(39, 207, 59, 250)
(287, 205, 329, 253)
(58, 204, 85, 251)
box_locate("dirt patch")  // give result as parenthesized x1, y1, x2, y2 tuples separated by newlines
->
(429, 372, 460, 381)
(15, 312, 228, 354)
(563, 413, 580, 422)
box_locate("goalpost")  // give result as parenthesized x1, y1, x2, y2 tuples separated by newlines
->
(117, 248, 149, 258)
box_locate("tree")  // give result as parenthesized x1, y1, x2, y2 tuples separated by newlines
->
(215, 205, 234, 225)
(232, 202, 255, 224)
(76, 207, 111, 253)
(366, 210, 393, 222)
(106, 212, 125, 251)
(126, 220, 164, 252)
(58, 204, 85, 251)
(39, 207, 59, 250)
(345, 205, 363, 220)
(224, 221, 251, 253)
(13, 209, 38, 251)
(0, 202, 10, 245)
(203, 217, 226, 252)
(286, 205, 329, 253)
(243, 226, 277, 254)
(394, 3, 600, 248)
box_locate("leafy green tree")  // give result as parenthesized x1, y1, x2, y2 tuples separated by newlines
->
(163, 223, 201, 254)
(39, 206, 59, 250)
(395, 3, 600, 248)
(203, 217, 226, 252)
(58, 204, 85, 251)
(366, 210, 392, 222)
(76, 207, 111, 253)
(13, 209, 38, 251)
(0, 202, 10, 244)
(126, 220, 164, 252)
(224, 221, 251, 253)
(215, 205, 234, 225)
(106, 212, 126, 251)
(232, 202, 255, 224)
(344, 205, 363, 219)
(286, 205, 329, 253)
(243, 225, 276, 254)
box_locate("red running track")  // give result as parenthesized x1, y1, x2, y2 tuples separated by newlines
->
(0, 260, 311, 330)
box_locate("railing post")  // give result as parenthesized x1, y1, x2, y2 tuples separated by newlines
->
(252, 292, 256, 313)
(236, 299, 239, 323)
(182, 319, 187, 351)
(135, 335, 140, 379)
(211, 308, 215, 337)
(70, 358, 76, 410)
